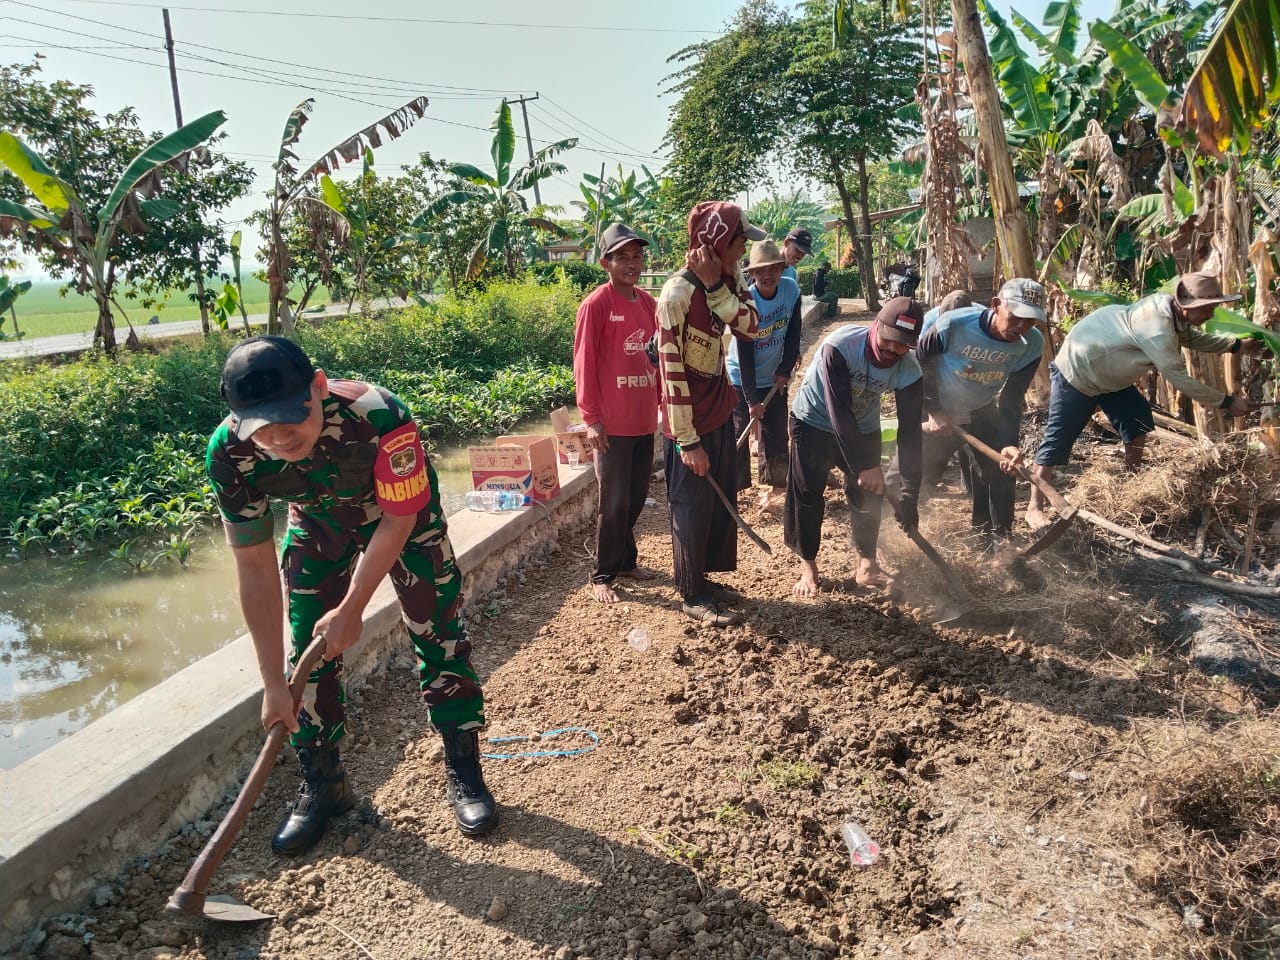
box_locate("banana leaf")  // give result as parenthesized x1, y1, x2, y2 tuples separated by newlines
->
(1205, 306, 1280, 357)
(0, 132, 76, 213)
(100, 110, 227, 225)
(1063, 288, 1126, 307)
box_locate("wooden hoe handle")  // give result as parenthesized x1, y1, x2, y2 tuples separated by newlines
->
(167, 634, 329, 916)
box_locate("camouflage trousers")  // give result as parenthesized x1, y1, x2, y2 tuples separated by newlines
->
(281, 515, 485, 748)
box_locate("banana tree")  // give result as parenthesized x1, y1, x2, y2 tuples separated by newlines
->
(412, 100, 576, 280)
(0, 274, 31, 339)
(264, 96, 428, 334)
(0, 110, 227, 353)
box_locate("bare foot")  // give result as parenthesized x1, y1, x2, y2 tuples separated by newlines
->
(618, 566, 658, 582)
(1024, 506, 1052, 531)
(792, 561, 821, 596)
(855, 560, 894, 589)
(590, 582, 619, 603)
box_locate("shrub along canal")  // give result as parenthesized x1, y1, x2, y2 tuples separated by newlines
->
(0, 416, 564, 769)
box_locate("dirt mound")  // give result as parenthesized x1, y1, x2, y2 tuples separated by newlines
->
(16, 307, 1280, 960)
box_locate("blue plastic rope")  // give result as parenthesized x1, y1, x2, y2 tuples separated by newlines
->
(481, 726, 600, 760)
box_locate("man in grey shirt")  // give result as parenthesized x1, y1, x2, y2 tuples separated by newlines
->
(1026, 272, 1263, 530)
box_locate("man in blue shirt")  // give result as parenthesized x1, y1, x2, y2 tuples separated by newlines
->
(727, 239, 803, 508)
(888, 279, 1045, 549)
(785, 297, 924, 595)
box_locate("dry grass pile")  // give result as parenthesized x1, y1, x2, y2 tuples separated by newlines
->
(1116, 719, 1280, 959)
(1070, 436, 1277, 542)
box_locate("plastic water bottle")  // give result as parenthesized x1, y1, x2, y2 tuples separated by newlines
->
(463, 491, 529, 512)
(841, 821, 879, 866)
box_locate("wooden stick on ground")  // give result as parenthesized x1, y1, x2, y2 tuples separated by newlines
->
(1240, 492, 1260, 574)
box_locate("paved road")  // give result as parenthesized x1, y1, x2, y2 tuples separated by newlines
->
(0, 297, 413, 360)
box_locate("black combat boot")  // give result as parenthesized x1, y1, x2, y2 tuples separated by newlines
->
(272, 742, 357, 855)
(441, 728, 498, 836)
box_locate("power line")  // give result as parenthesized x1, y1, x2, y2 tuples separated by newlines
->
(541, 93, 653, 158)
(8, 4, 519, 98)
(34, 0, 720, 34)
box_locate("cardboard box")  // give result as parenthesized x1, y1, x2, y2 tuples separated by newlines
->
(550, 406, 594, 464)
(468, 435, 561, 503)
(473, 434, 560, 502)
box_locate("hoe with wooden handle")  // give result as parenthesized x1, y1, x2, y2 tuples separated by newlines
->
(954, 427, 1077, 563)
(882, 487, 978, 625)
(167, 634, 328, 922)
(735, 382, 781, 452)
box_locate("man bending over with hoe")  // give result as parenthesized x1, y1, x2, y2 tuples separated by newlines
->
(1026, 272, 1263, 530)
(785, 297, 924, 595)
(207, 336, 498, 856)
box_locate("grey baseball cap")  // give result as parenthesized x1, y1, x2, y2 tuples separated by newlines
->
(996, 278, 1048, 322)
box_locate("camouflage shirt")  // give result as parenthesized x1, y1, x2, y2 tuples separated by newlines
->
(206, 380, 440, 550)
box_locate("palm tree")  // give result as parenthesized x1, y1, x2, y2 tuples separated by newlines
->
(413, 100, 576, 280)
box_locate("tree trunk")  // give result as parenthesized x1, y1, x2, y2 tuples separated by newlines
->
(951, 0, 1047, 395)
(855, 154, 881, 310)
(830, 152, 879, 311)
(94, 292, 116, 356)
(267, 210, 286, 336)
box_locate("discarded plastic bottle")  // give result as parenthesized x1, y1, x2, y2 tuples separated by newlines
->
(841, 821, 879, 866)
(463, 491, 529, 513)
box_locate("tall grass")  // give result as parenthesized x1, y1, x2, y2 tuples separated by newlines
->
(0, 277, 580, 555)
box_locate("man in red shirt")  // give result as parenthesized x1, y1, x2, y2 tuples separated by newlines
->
(573, 223, 660, 603)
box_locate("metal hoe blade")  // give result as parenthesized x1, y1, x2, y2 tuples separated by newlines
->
(202, 895, 275, 923)
(704, 472, 772, 555)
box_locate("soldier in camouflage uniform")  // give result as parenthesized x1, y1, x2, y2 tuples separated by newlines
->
(207, 336, 497, 855)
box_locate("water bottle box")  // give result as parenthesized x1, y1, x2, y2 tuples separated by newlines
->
(550, 406, 594, 465)
(468, 435, 561, 503)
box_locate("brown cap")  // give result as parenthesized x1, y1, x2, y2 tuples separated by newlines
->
(1175, 272, 1243, 310)
(876, 296, 925, 346)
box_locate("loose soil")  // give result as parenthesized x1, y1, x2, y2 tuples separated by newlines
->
(23, 305, 1280, 960)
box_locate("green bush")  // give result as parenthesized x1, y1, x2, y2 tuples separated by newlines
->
(795, 266, 816, 294)
(794, 265, 860, 298)
(530, 260, 607, 292)
(0, 277, 580, 554)
(824, 268, 862, 298)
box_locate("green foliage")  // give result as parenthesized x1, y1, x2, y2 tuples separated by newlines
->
(1205, 307, 1280, 359)
(530, 260, 608, 291)
(661, 0, 795, 209)
(0, 278, 579, 554)
(819, 267, 861, 298)
(0, 59, 254, 347)
(411, 100, 577, 282)
(748, 191, 831, 262)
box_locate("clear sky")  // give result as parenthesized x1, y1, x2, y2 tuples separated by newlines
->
(3, 0, 1115, 275)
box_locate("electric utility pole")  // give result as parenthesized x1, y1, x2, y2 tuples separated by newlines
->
(162, 8, 211, 334)
(510, 93, 542, 206)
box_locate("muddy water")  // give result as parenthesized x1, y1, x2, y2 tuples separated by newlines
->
(0, 416, 568, 769)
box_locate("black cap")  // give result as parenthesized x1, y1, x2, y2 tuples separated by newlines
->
(599, 223, 649, 258)
(220, 336, 316, 439)
(876, 296, 925, 347)
(784, 228, 813, 254)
